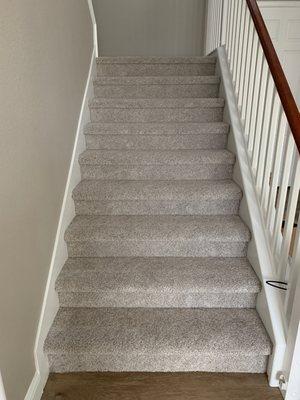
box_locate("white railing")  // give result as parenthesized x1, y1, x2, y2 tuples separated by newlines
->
(205, 0, 300, 396)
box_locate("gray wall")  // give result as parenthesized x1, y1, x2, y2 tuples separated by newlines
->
(0, 1, 92, 399)
(93, 0, 207, 56)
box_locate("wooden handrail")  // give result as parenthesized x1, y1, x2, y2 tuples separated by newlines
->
(246, 0, 300, 153)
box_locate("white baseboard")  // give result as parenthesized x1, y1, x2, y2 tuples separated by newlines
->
(24, 372, 41, 400)
(24, 49, 97, 400)
(0, 372, 6, 400)
(216, 46, 286, 387)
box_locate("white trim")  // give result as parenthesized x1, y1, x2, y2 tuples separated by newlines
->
(24, 2, 98, 398)
(216, 46, 286, 387)
(88, 0, 99, 57)
(285, 322, 300, 400)
(24, 372, 41, 400)
(24, 49, 97, 400)
(0, 372, 6, 400)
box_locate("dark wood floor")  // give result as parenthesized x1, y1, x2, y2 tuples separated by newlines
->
(42, 372, 282, 400)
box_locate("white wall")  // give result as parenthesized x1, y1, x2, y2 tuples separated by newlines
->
(259, 1, 300, 106)
(0, 2, 92, 399)
(92, 0, 207, 56)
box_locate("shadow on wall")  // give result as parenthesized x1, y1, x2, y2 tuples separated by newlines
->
(92, 0, 207, 56)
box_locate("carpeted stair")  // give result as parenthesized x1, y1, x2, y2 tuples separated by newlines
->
(45, 56, 271, 373)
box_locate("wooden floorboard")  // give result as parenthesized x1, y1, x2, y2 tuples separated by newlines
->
(41, 372, 282, 400)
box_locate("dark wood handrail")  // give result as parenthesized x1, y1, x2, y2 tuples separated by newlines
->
(246, 0, 300, 153)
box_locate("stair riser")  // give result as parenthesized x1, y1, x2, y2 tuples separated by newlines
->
(97, 64, 216, 77)
(93, 84, 219, 98)
(57, 291, 257, 308)
(80, 164, 234, 180)
(74, 199, 240, 216)
(66, 240, 248, 258)
(48, 353, 268, 373)
(46, 52, 271, 376)
(90, 108, 224, 123)
(85, 134, 228, 150)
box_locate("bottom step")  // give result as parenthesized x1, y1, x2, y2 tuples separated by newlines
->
(45, 307, 271, 373)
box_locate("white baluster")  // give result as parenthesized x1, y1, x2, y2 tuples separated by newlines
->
(256, 77, 275, 192)
(261, 95, 281, 211)
(272, 134, 295, 256)
(217, 0, 223, 47)
(241, 22, 255, 122)
(212, 1, 217, 51)
(226, 0, 234, 59)
(221, 0, 229, 46)
(251, 59, 269, 172)
(225, 0, 233, 55)
(238, 7, 250, 110)
(280, 153, 300, 281)
(266, 114, 288, 233)
(229, 0, 238, 71)
(244, 33, 259, 139)
(247, 46, 263, 155)
(233, 0, 243, 85)
(205, 1, 212, 54)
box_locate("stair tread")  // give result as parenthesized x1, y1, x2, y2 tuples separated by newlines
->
(84, 122, 229, 135)
(79, 149, 235, 165)
(65, 215, 250, 242)
(97, 56, 217, 64)
(94, 76, 220, 85)
(89, 98, 224, 109)
(45, 307, 271, 355)
(73, 179, 241, 201)
(56, 257, 260, 294)
(46, 52, 272, 373)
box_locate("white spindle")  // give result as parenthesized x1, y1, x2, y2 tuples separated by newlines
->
(233, 0, 243, 85)
(271, 134, 295, 256)
(255, 78, 275, 192)
(261, 95, 282, 211)
(228, 0, 235, 65)
(244, 34, 259, 138)
(212, 1, 217, 50)
(217, 0, 222, 47)
(237, 6, 250, 109)
(229, 0, 238, 69)
(221, 0, 228, 45)
(225, 0, 233, 53)
(241, 23, 255, 121)
(247, 46, 263, 154)
(280, 154, 300, 280)
(251, 59, 269, 171)
(213, 1, 218, 48)
(266, 114, 288, 232)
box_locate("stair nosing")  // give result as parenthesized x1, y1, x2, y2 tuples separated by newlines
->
(84, 122, 230, 136)
(93, 76, 220, 86)
(89, 98, 225, 109)
(96, 56, 217, 65)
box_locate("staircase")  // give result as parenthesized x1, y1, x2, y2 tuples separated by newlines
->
(45, 56, 271, 373)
